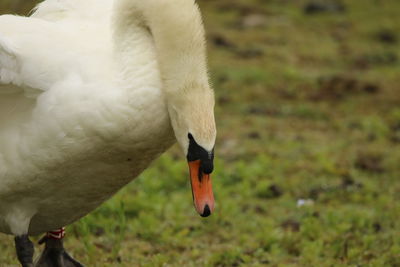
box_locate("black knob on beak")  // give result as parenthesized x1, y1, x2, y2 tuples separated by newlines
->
(201, 159, 213, 174)
(201, 204, 211, 217)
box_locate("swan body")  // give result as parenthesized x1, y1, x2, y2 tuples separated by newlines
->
(0, 0, 216, 240)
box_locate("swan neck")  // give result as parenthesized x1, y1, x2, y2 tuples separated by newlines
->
(113, 0, 209, 95)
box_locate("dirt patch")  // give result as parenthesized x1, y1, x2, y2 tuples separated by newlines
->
(216, 2, 267, 16)
(308, 175, 363, 200)
(235, 47, 264, 59)
(209, 34, 236, 49)
(281, 219, 300, 232)
(247, 131, 261, 139)
(304, 0, 346, 15)
(390, 126, 400, 143)
(241, 14, 267, 29)
(374, 29, 398, 45)
(354, 52, 398, 70)
(256, 184, 283, 199)
(355, 152, 385, 173)
(247, 105, 282, 116)
(310, 75, 380, 101)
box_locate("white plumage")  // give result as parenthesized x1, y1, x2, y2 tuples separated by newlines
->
(0, 0, 216, 237)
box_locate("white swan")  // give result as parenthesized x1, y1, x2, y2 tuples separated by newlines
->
(0, 0, 216, 265)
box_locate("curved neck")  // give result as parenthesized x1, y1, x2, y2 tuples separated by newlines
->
(112, 0, 209, 95)
(112, 0, 216, 153)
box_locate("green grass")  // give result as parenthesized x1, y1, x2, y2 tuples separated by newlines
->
(1, 0, 400, 266)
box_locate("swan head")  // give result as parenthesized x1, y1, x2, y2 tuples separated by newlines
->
(167, 82, 216, 217)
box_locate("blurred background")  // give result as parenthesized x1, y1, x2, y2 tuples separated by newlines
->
(1, 0, 399, 266)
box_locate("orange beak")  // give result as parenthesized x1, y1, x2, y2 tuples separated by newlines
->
(188, 160, 215, 217)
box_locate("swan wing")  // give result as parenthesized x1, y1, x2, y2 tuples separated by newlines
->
(0, 34, 44, 98)
(0, 9, 114, 136)
(0, 23, 50, 133)
(0, 13, 67, 100)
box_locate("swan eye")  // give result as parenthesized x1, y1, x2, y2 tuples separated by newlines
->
(186, 134, 214, 174)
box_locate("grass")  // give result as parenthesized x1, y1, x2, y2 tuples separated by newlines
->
(1, 0, 400, 266)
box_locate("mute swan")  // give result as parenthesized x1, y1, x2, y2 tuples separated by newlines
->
(0, 0, 217, 266)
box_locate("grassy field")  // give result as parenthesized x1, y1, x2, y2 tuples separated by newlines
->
(1, 0, 400, 266)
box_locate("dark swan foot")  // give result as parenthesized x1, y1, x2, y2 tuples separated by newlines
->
(35, 228, 84, 267)
(15, 235, 34, 267)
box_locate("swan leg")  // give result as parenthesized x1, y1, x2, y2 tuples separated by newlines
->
(14, 235, 35, 267)
(35, 228, 84, 267)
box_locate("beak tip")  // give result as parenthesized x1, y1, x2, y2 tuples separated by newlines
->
(200, 204, 212, 217)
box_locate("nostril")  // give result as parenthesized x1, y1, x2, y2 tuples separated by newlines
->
(200, 204, 211, 217)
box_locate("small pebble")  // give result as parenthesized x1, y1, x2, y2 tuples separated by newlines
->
(297, 199, 314, 207)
